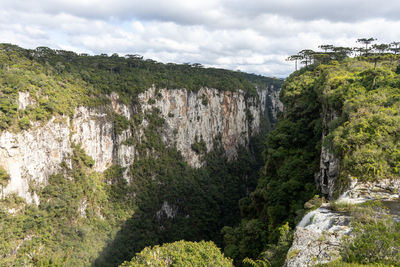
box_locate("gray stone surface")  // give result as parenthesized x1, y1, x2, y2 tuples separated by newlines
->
(0, 86, 281, 203)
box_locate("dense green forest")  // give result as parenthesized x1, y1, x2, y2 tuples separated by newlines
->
(223, 47, 400, 266)
(1, 42, 399, 266)
(120, 240, 233, 266)
(0, 43, 280, 133)
(0, 44, 278, 266)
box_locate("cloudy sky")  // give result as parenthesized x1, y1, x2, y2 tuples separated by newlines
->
(1, 0, 400, 77)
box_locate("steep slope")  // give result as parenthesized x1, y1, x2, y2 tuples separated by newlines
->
(285, 58, 400, 266)
(224, 57, 400, 266)
(1, 86, 281, 203)
(0, 44, 282, 266)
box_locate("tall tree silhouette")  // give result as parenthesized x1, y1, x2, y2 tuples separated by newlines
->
(372, 43, 390, 54)
(298, 49, 315, 67)
(357, 38, 376, 55)
(390, 41, 400, 54)
(286, 55, 303, 71)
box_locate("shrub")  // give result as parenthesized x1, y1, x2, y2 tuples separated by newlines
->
(120, 240, 233, 267)
(18, 117, 30, 130)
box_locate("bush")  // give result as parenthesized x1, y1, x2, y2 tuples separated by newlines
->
(0, 167, 10, 198)
(342, 217, 400, 265)
(120, 240, 233, 267)
(18, 117, 30, 130)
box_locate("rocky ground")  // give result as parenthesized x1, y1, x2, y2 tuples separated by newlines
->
(285, 179, 400, 267)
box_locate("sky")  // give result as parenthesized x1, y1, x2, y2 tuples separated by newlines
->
(1, 0, 400, 77)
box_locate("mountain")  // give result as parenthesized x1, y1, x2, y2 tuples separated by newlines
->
(223, 55, 400, 266)
(0, 44, 282, 266)
(1, 43, 399, 267)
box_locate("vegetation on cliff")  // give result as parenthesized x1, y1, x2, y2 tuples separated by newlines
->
(224, 48, 400, 266)
(0, 44, 279, 266)
(2, 40, 398, 266)
(0, 43, 280, 132)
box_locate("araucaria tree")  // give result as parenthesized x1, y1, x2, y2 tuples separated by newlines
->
(286, 55, 303, 71)
(357, 37, 376, 55)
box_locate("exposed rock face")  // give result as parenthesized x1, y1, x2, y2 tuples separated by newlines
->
(288, 97, 400, 266)
(71, 106, 117, 172)
(316, 146, 340, 199)
(18, 91, 36, 110)
(156, 201, 178, 220)
(286, 205, 351, 267)
(315, 106, 340, 199)
(0, 86, 281, 203)
(139, 87, 279, 167)
(285, 179, 400, 267)
(0, 118, 72, 204)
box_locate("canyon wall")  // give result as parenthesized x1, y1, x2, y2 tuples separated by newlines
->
(0, 86, 281, 203)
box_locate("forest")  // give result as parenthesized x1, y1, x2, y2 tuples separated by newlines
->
(222, 38, 400, 266)
(0, 40, 399, 266)
(0, 44, 277, 266)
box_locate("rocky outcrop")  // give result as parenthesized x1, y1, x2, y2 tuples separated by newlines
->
(0, 85, 281, 203)
(71, 107, 115, 172)
(18, 91, 36, 110)
(288, 98, 398, 266)
(0, 118, 72, 204)
(315, 106, 340, 199)
(315, 146, 340, 199)
(285, 178, 400, 267)
(286, 204, 351, 267)
(288, 98, 400, 266)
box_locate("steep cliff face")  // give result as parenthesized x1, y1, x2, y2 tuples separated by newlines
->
(0, 85, 281, 203)
(284, 57, 400, 266)
(0, 118, 72, 204)
(314, 104, 340, 199)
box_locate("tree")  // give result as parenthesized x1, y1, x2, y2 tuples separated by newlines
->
(331, 46, 353, 60)
(286, 55, 303, 71)
(353, 47, 364, 57)
(372, 44, 390, 54)
(312, 53, 331, 65)
(390, 42, 400, 54)
(318, 45, 334, 53)
(298, 49, 315, 67)
(357, 38, 377, 55)
(120, 240, 233, 267)
(0, 167, 10, 199)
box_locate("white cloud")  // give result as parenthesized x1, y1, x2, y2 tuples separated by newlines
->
(0, 0, 400, 77)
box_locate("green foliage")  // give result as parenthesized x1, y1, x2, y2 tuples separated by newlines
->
(72, 143, 95, 168)
(223, 67, 321, 266)
(120, 240, 233, 267)
(0, 167, 10, 187)
(343, 219, 400, 265)
(0, 43, 280, 133)
(222, 219, 268, 263)
(95, 138, 265, 266)
(113, 113, 131, 135)
(318, 61, 400, 182)
(17, 116, 31, 130)
(243, 257, 271, 267)
(263, 222, 293, 266)
(223, 56, 400, 266)
(200, 94, 209, 106)
(340, 201, 400, 265)
(191, 138, 207, 154)
(0, 166, 10, 198)
(0, 43, 280, 266)
(0, 108, 269, 266)
(0, 145, 120, 266)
